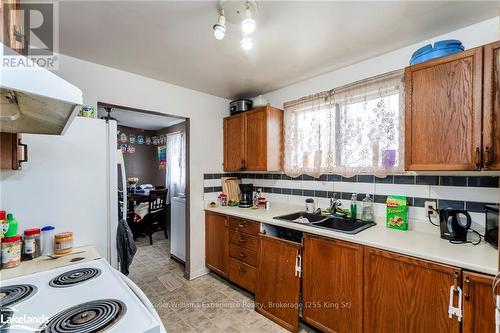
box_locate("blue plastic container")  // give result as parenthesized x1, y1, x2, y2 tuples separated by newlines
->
(410, 40, 464, 65)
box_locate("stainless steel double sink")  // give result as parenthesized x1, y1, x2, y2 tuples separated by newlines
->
(273, 212, 375, 234)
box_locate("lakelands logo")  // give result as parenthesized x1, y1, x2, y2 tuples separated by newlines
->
(2, 0, 59, 69)
(0, 312, 49, 332)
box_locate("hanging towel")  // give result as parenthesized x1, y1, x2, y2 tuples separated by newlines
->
(116, 219, 137, 275)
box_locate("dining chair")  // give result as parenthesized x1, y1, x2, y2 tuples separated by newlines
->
(141, 188, 168, 245)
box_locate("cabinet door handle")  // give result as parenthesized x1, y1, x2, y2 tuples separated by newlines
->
(238, 252, 246, 258)
(238, 222, 246, 228)
(18, 140, 28, 163)
(485, 147, 493, 166)
(475, 147, 481, 170)
(464, 276, 470, 301)
(238, 266, 246, 273)
(239, 239, 247, 243)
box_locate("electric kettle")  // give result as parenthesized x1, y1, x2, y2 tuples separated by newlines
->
(439, 208, 471, 242)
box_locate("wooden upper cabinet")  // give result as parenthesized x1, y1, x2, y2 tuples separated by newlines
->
(1, 133, 26, 170)
(302, 234, 363, 333)
(223, 106, 283, 172)
(204, 212, 229, 278)
(462, 271, 496, 333)
(364, 247, 461, 333)
(404, 47, 483, 170)
(223, 114, 245, 171)
(483, 41, 500, 170)
(255, 234, 301, 332)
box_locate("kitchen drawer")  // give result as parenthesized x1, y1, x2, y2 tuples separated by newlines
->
(230, 230, 258, 251)
(229, 243, 257, 267)
(229, 257, 256, 293)
(229, 217, 260, 236)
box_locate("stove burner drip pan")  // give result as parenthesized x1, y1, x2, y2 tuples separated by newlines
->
(0, 284, 38, 307)
(40, 299, 126, 333)
(49, 268, 101, 287)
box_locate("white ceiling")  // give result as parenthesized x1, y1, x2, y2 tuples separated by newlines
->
(59, 1, 499, 99)
(97, 107, 185, 130)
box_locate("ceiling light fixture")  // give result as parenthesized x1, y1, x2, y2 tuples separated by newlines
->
(213, 9, 226, 40)
(240, 37, 254, 51)
(241, 2, 256, 35)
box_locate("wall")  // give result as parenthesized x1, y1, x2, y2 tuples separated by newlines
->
(204, 172, 499, 231)
(1, 54, 228, 279)
(223, 17, 500, 230)
(262, 17, 500, 107)
(117, 125, 162, 186)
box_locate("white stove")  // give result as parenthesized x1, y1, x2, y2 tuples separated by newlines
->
(0, 258, 164, 333)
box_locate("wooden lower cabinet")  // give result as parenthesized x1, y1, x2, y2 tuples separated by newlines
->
(462, 271, 496, 333)
(205, 212, 229, 278)
(302, 234, 363, 333)
(255, 234, 301, 332)
(364, 247, 461, 333)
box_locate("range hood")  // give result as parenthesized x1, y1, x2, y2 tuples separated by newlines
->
(1, 44, 83, 135)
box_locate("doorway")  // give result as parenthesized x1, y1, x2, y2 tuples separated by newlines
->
(97, 102, 190, 279)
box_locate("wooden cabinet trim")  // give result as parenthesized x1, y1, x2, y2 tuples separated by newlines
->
(405, 47, 483, 171)
(205, 211, 229, 278)
(462, 271, 496, 333)
(229, 217, 260, 236)
(364, 246, 461, 333)
(228, 257, 257, 293)
(483, 41, 500, 170)
(255, 233, 302, 332)
(302, 234, 363, 333)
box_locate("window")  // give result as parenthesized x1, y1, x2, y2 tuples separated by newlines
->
(283, 71, 403, 177)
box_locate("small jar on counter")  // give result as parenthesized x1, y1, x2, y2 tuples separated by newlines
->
(1, 235, 21, 269)
(54, 232, 73, 255)
(22, 228, 41, 261)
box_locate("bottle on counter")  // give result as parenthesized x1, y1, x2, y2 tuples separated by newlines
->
(41, 225, 55, 256)
(22, 228, 41, 260)
(4, 214, 18, 237)
(350, 193, 358, 219)
(361, 194, 374, 223)
(0, 210, 6, 238)
(1, 235, 21, 269)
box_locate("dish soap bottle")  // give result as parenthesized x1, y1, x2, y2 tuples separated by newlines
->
(361, 194, 374, 223)
(350, 193, 357, 219)
(4, 214, 18, 237)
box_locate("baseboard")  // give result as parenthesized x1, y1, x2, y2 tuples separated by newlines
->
(188, 267, 210, 280)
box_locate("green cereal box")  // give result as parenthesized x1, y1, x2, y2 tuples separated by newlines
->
(386, 196, 408, 230)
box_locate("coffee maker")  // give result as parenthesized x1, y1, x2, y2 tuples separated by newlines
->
(239, 184, 253, 208)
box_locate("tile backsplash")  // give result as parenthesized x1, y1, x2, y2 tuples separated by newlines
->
(203, 172, 499, 227)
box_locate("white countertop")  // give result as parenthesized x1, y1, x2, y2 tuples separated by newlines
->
(206, 203, 498, 276)
(0, 246, 101, 281)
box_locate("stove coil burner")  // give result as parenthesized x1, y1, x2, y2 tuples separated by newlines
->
(49, 268, 101, 287)
(40, 299, 126, 333)
(0, 284, 38, 307)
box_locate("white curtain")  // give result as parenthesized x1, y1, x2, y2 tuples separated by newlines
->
(166, 132, 185, 203)
(283, 70, 404, 178)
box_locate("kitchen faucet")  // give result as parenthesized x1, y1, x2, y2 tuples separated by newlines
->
(329, 193, 343, 215)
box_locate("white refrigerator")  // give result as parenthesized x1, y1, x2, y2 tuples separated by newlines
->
(0, 116, 120, 267)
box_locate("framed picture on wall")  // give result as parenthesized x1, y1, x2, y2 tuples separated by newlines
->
(157, 146, 166, 169)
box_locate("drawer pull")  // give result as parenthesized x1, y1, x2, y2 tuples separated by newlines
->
(238, 223, 246, 228)
(238, 252, 247, 258)
(238, 266, 247, 273)
(239, 239, 247, 243)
